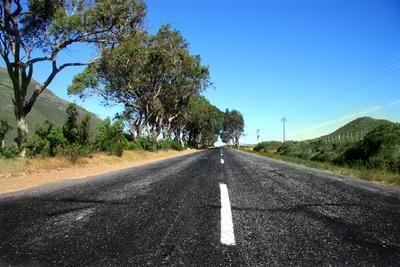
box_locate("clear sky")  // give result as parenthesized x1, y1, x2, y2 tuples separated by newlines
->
(5, 0, 400, 144)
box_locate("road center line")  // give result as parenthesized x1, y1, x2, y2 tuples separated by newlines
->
(219, 183, 236, 245)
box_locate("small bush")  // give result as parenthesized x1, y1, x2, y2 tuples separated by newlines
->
(26, 135, 50, 157)
(254, 141, 282, 152)
(94, 118, 127, 156)
(125, 141, 143, 151)
(0, 145, 19, 159)
(339, 123, 400, 172)
(137, 136, 157, 151)
(157, 139, 184, 151)
(26, 121, 67, 157)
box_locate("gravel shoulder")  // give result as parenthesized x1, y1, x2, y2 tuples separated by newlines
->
(0, 149, 198, 195)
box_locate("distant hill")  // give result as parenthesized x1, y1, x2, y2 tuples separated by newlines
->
(330, 117, 391, 135)
(0, 68, 101, 145)
(321, 116, 392, 141)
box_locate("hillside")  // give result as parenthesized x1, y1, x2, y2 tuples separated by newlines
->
(0, 68, 100, 145)
(323, 116, 391, 140)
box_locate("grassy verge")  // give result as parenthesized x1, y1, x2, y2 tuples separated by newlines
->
(0, 149, 193, 178)
(239, 149, 400, 188)
(0, 149, 197, 195)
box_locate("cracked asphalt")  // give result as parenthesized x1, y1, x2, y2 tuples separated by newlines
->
(1, 148, 399, 266)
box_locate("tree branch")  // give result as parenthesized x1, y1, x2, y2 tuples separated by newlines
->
(25, 56, 52, 66)
(23, 58, 98, 115)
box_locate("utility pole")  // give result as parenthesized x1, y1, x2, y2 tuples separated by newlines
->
(281, 117, 287, 143)
(256, 129, 260, 143)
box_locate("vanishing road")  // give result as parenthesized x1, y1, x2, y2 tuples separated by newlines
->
(1, 148, 400, 266)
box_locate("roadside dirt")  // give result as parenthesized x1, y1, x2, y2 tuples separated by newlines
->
(0, 149, 198, 195)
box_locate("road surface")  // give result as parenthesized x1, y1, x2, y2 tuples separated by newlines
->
(1, 148, 400, 266)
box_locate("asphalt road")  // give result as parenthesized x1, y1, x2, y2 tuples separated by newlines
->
(1, 148, 400, 266)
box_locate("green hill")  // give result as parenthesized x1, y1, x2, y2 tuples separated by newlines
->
(321, 117, 392, 142)
(0, 68, 100, 145)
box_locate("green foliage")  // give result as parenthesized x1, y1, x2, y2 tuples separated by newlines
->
(273, 121, 400, 174)
(340, 123, 400, 172)
(327, 116, 390, 138)
(0, 120, 12, 148)
(63, 104, 92, 148)
(94, 118, 127, 156)
(63, 104, 79, 145)
(137, 136, 158, 152)
(69, 24, 213, 146)
(125, 141, 144, 151)
(2, 0, 146, 155)
(0, 145, 19, 159)
(26, 121, 67, 157)
(277, 140, 353, 163)
(157, 139, 184, 151)
(221, 109, 245, 146)
(78, 114, 92, 145)
(254, 141, 282, 152)
(67, 65, 100, 96)
(126, 137, 183, 151)
(186, 95, 224, 147)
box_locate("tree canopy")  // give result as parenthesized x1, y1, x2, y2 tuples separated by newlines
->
(0, 0, 146, 156)
(1, 0, 244, 153)
(220, 109, 245, 146)
(69, 24, 218, 148)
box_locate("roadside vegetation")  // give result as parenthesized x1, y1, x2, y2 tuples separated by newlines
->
(1, 0, 245, 158)
(246, 119, 400, 187)
(0, 104, 188, 161)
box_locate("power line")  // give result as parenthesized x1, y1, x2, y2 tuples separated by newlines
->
(288, 57, 400, 118)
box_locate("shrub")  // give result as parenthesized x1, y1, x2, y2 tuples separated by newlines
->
(254, 141, 282, 152)
(339, 123, 400, 172)
(137, 136, 157, 151)
(0, 145, 19, 159)
(26, 121, 67, 157)
(26, 135, 50, 157)
(125, 141, 143, 151)
(94, 118, 127, 156)
(157, 139, 184, 151)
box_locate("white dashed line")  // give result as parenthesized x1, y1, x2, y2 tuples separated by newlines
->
(219, 183, 236, 246)
(221, 158, 225, 164)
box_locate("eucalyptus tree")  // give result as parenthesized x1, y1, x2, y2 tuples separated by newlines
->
(69, 24, 211, 141)
(185, 95, 223, 147)
(159, 53, 211, 139)
(139, 24, 210, 139)
(70, 35, 150, 140)
(221, 109, 245, 147)
(0, 0, 146, 156)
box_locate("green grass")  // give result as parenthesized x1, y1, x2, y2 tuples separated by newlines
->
(240, 149, 400, 188)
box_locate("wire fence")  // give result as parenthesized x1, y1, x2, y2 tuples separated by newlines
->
(306, 132, 367, 144)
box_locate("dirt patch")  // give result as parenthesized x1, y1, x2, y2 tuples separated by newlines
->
(0, 149, 198, 195)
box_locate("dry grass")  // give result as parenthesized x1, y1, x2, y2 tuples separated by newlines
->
(0, 149, 197, 195)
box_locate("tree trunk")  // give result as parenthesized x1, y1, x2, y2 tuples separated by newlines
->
(1, 140, 5, 149)
(136, 125, 144, 140)
(15, 116, 28, 157)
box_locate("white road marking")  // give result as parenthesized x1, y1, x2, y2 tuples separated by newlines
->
(219, 183, 236, 245)
(220, 158, 225, 164)
(75, 208, 95, 221)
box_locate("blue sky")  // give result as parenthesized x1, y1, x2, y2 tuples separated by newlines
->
(4, 0, 400, 144)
